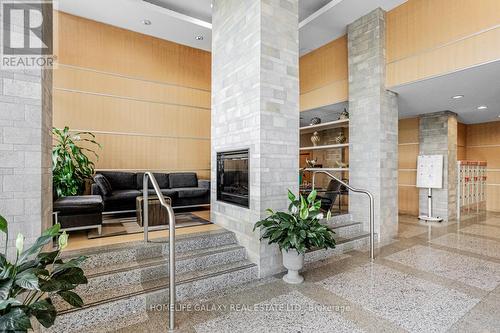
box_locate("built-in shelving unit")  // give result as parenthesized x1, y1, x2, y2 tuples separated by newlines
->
(299, 143, 349, 151)
(299, 119, 349, 134)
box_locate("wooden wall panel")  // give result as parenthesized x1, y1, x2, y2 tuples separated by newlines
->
(398, 117, 419, 216)
(386, 0, 500, 87)
(457, 122, 467, 160)
(465, 120, 500, 212)
(54, 12, 211, 90)
(53, 11, 211, 178)
(299, 36, 348, 111)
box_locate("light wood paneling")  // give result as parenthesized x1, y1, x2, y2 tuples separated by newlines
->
(299, 36, 348, 111)
(398, 117, 419, 215)
(386, 0, 500, 87)
(398, 186, 419, 216)
(54, 12, 211, 90)
(465, 120, 500, 212)
(54, 65, 210, 109)
(53, 11, 211, 178)
(457, 122, 467, 160)
(53, 90, 210, 139)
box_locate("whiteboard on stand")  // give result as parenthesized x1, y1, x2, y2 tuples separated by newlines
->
(417, 155, 443, 189)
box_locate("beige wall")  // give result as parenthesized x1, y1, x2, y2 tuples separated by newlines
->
(299, 35, 348, 111)
(398, 117, 419, 216)
(465, 121, 500, 212)
(386, 0, 500, 87)
(52, 11, 211, 178)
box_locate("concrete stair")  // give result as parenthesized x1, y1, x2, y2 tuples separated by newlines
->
(43, 217, 371, 332)
(43, 229, 258, 333)
(305, 214, 371, 263)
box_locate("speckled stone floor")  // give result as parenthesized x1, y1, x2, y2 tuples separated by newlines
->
(116, 212, 500, 333)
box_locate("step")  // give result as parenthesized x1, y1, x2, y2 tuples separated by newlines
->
(45, 260, 258, 333)
(62, 229, 237, 272)
(58, 244, 247, 311)
(305, 232, 371, 263)
(326, 221, 363, 238)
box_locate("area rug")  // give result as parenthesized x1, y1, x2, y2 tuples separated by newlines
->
(87, 212, 211, 239)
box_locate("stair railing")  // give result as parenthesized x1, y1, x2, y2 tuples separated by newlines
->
(143, 172, 176, 331)
(309, 170, 375, 260)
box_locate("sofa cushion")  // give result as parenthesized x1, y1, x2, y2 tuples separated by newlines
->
(54, 195, 104, 215)
(98, 171, 137, 190)
(94, 174, 112, 196)
(169, 173, 198, 188)
(106, 190, 141, 202)
(141, 189, 178, 198)
(175, 187, 208, 199)
(136, 173, 169, 190)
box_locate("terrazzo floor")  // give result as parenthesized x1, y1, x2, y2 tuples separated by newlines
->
(117, 212, 500, 333)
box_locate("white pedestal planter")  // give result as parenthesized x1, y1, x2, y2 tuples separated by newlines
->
(282, 249, 304, 284)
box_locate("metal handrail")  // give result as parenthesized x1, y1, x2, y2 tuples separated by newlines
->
(143, 172, 176, 332)
(309, 169, 375, 260)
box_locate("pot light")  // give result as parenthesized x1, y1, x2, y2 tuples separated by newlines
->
(477, 105, 488, 110)
(142, 19, 151, 25)
(452, 95, 464, 99)
(195, 35, 204, 40)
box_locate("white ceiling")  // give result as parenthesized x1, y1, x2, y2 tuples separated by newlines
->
(392, 61, 500, 124)
(58, 0, 407, 55)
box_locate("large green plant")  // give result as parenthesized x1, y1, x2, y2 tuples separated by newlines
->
(52, 127, 101, 197)
(253, 190, 336, 254)
(0, 215, 88, 332)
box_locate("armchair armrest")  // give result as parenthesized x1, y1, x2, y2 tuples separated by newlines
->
(91, 183, 103, 196)
(198, 179, 210, 189)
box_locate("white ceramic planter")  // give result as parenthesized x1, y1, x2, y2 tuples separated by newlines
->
(282, 249, 304, 284)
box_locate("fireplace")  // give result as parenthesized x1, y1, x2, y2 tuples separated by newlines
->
(217, 149, 249, 208)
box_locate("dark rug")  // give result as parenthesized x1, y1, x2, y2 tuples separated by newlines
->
(87, 212, 210, 239)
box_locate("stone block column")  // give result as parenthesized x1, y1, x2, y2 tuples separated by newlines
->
(348, 8, 398, 241)
(211, 0, 299, 276)
(419, 111, 458, 221)
(0, 6, 53, 258)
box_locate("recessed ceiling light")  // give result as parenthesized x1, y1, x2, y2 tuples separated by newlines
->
(195, 35, 204, 40)
(452, 95, 464, 99)
(142, 19, 151, 25)
(477, 105, 488, 110)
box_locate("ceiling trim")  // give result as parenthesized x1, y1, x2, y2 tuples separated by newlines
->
(142, 0, 212, 29)
(299, 0, 343, 29)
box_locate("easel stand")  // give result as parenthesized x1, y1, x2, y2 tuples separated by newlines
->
(418, 188, 443, 222)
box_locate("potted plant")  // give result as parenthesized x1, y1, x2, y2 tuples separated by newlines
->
(253, 190, 336, 284)
(52, 127, 101, 197)
(0, 215, 88, 332)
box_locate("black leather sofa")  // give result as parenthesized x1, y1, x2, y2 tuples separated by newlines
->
(91, 171, 210, 212)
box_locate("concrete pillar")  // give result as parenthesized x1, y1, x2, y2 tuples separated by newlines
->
(419, 111, 458, 221)
(347, 8, 398, 241)
(0, 4, 53, 257)
(211, 0, 299, 276)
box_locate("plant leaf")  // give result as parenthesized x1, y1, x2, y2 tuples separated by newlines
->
(0, 306, 32, 331)
(57, 290, 83, 308)
(307, 189, 317, 203)
(18, 234, 55, 264)
(15, 271, 39, 291)
(0, 298, 22, 310)
(29, 298, 57, 328)
(53, 256, 87, 275)
(0, 278, 13, 299)
(287, 190, 296, 203)
(0, 215, 7, 235)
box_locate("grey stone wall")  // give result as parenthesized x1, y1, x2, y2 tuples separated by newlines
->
(347, 8, 398, 241)
(0, 8, 52, 258)
(419, 111, 457, 221)
(211, 0, 299, 276)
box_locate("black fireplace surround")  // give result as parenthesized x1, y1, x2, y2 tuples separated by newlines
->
(217, 149, 249, 208)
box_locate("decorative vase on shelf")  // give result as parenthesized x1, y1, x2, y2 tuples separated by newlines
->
(310, 131, 320, 146)
(334, 128, 347, 144)
(338, 108, 349, 120)
(310, 117, 321, 125)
